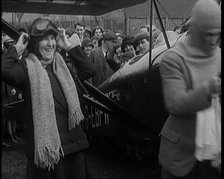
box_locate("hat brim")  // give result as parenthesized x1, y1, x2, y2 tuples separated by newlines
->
(86, 43, 94, 47)
(133, 33, 149, 45)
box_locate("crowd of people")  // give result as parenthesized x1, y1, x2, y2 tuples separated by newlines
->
(1, 18, 178, 154)
(62, 20, 183, 88)
(1, 0, 221, 178)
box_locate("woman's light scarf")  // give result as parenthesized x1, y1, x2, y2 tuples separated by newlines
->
(25, 52, 84, 170)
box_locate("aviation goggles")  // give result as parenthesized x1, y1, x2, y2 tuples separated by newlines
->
(29, 18, 59, 37)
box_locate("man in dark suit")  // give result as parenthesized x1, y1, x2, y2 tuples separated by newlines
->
(89, 30, 118, 87)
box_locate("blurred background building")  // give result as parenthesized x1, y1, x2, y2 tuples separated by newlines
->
(2, 0, 197, 35)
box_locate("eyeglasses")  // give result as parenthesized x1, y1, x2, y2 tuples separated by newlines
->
(29, 18, 59, 37)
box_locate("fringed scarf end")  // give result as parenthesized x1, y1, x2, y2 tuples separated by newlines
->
(68, 109, 84, 130)
(34, 145, 64, 171)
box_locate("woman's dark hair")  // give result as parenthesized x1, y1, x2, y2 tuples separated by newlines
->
(91, 26, 104, 38)
(121, 35, 136, 53)
(27, 36, 43, 57)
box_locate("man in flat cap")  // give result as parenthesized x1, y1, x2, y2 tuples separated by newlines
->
(133, 33, 150, 55)
(89, 30, 118, 87)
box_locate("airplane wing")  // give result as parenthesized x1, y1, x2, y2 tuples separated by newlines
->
(2, 0, 147, 15)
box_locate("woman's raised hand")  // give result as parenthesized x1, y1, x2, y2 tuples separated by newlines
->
(14, 33, 29, 57)
(56, 28, 72, 51)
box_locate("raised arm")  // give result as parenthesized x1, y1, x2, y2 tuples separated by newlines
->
(57, 28, 96, 81)
(2, 33, 29, 88)
(67, 46, 96, 81)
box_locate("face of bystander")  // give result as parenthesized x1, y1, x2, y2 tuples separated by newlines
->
(94, 28, 103, 39)
(84, 30, 91, 39)
(137, 38, 150, 54)
(124, 43, 135, 54)
(104, 40, 117, 52)
(75, 25, 85, 39)
(115, 46, 123, 61)
(84, 44, 94, 57)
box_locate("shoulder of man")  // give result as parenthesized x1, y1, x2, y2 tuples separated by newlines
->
(160, 47, 185, 68)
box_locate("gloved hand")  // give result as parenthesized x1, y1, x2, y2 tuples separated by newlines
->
(14, 33, 29, 57)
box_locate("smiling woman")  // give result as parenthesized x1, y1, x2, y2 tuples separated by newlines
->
(26, 18, 59, 62)
(2, 17, 96, 179)
(38, 35, 57, 65)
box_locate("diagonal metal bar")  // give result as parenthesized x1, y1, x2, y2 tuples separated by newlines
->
(153, 0, 170, 49)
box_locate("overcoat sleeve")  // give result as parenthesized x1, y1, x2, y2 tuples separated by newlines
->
(159, 51, 211, 117)
(67, 45, 96, 81)
(1, 45, 28, 88)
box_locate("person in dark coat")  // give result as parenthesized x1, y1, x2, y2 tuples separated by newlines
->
(2, 17, 96, 179)
(89, 30, 118, 87)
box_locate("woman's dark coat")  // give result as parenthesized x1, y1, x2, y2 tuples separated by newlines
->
(2, 45, 96, 179)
